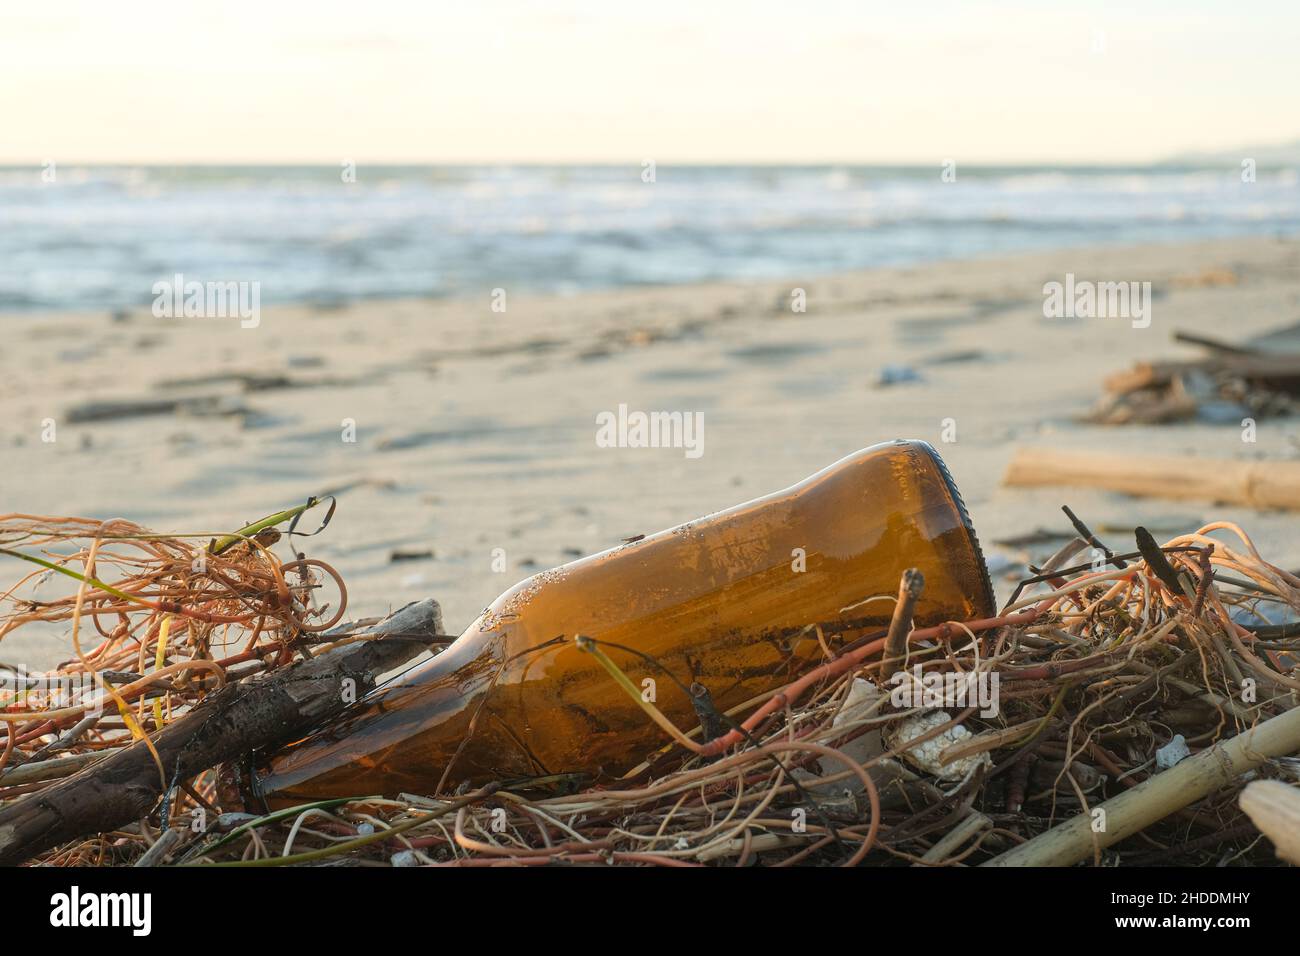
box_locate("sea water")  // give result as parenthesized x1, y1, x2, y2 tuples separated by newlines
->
(1, 163, 1297, 313)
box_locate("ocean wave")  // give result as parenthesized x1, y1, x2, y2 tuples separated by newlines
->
(0, 164, 1297, 312)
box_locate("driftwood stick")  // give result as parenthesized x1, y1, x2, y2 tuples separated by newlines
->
(1239, 779, 1300, 864)
(133, 827, 183, 867)
(1062, 505, 1126, 569)
(917, 810, 992, 865)
(981, 704, 1300, 867)
(1004, 447, 1300, 510)
(30, 713, 101, 761)
(0, 749, 121, 787)
(1105, 354, 1300, 396)
(0, 598, 442, 866)
(1171, 330, 1259, 357)
(880, 569, 924, 683)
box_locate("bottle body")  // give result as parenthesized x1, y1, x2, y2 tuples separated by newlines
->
(262, 440, 993, 802)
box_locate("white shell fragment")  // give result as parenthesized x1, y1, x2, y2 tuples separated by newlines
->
(1155, 734, 1191, 770)
(835, 678, 885, 730)
(816, 678, 886, 783)
(791, 678, 905, 799)
(884, 710, 991, 782)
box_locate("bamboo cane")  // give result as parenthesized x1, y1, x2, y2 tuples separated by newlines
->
(981, 705, 1300, 866)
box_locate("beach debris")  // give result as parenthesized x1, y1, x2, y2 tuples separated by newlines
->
(156, 371, 294, 391)
(1239, 780, 1300, 864)
(1004, 447, 1300, 510)
(1155, 734, 1191, 770)
(986, 703, 1300, 867)
(3, 501, 1300, 867)
(65, 394, 253, 424)
(1085, 328, 1300, 425)
(921, 349, 988, 366)
(155, 370, 359, 392)
(257, 441, 992, 805)
(134, 828, 184, 867)
(791, 678, 918, 805)
(389, 548, 434, 562)
(879, 568, 925, 684)
(0, 501, 433, 864)
(0, 584, 442, 865)
(884, 711, 991, 782)
(875, 363, 922, 387)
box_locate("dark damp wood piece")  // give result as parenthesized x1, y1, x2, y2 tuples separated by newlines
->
(0, 599, 443, 866)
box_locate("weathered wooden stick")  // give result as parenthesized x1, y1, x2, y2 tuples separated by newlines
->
(1171, 330, 1259, 357)
(0, 749, 119, 787)
(1103, 361, 1193, 396)
(0, 599, 442, 866)
(1105, 354, 1300, 396)
(133, 827, 183, 867)
(880, 569, 924, 683)
(1239, 779, 1300, 864)
(917, 811, 992, 865)
(1004, 447, 1300, 510)
(982, 704, 1300, 866)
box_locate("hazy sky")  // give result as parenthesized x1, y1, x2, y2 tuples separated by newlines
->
(3, 0, 1296, 164)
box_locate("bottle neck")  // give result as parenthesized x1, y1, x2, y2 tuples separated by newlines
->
(261, 628, 509, 804)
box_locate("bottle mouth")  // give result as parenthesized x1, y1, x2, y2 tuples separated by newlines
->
(908, 439, 997, 618)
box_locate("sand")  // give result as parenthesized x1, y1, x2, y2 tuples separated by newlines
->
(3, 235, 1299, 668)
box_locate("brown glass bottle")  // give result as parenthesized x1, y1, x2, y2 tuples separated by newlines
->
(261, 439, 993, 802)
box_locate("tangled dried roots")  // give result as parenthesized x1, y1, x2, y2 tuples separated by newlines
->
(5, 513, 1300, 867)
(0, 506, 345, 788)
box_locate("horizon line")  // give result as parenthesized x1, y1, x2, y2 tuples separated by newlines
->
(0, 158, 1285, 169)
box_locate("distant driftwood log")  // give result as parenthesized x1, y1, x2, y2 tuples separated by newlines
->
(1004, 447, 1300, 511)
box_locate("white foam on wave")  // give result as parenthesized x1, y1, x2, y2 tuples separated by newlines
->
(1, 164, 1297, 312)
